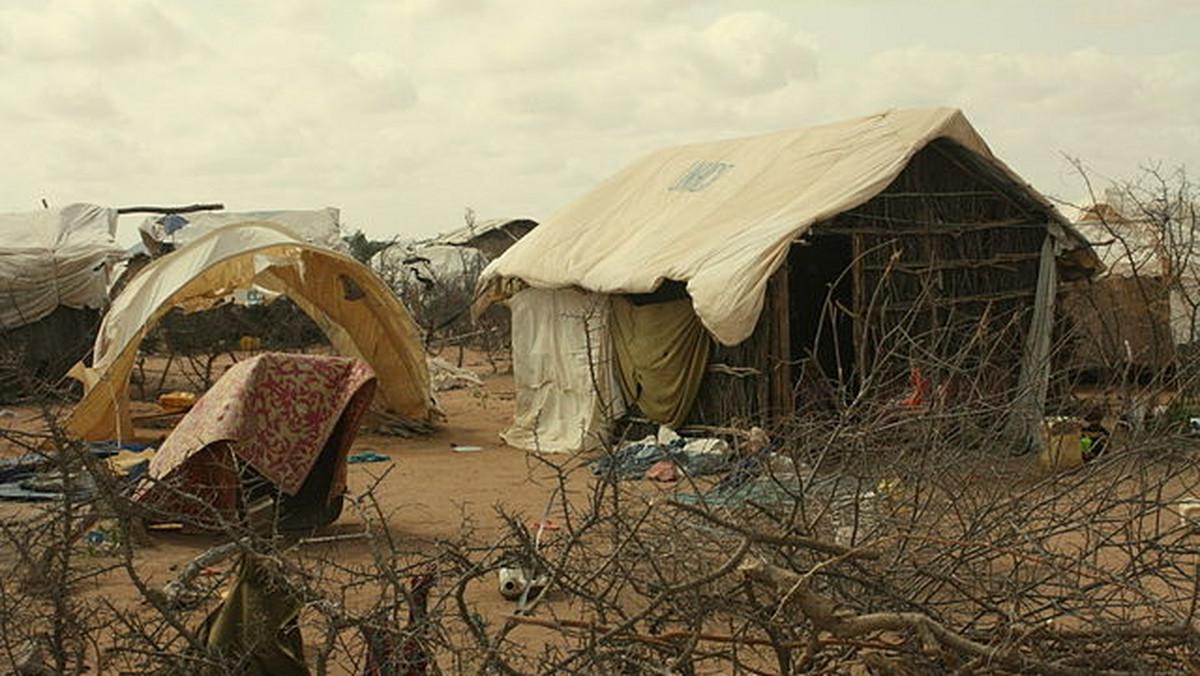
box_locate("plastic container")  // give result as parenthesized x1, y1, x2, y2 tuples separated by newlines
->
(1039, 417, 1084, 471)
(157, 391, 197, 411)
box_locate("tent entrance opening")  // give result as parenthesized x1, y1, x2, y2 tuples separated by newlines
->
(788, 235, 855, 406)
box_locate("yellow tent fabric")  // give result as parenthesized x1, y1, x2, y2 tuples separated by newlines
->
(66, 221, 434, 442)
(610, 297, 711, 429)
(200, 555, 309, 676)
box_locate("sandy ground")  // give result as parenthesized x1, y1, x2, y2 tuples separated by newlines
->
(0, 349, 597, 672)
(2, 350, 1190, 673)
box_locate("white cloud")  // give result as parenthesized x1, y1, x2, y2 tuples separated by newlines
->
(0, 0, 1196, 243)
(0, 0, 197, 63)
(691, 12, 817, 95)
(1073, 0, 1200, 25)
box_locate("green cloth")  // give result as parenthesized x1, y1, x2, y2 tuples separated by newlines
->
(611, 296, 711, 428)
(199, 555, 309, 676)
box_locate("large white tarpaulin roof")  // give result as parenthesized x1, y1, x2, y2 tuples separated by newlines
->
(0, 203, 125, 330)
(479, 107, 1093, 346)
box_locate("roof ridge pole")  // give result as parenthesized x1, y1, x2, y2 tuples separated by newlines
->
(115, 203, 224, 215)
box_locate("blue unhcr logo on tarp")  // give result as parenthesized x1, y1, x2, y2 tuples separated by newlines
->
(669, 161, 734, 192)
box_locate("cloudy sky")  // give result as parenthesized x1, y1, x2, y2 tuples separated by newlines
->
(2, 0, 1197, 244)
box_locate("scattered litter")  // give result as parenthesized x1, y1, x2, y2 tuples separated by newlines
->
(88, 441, 153, 457)
(0, 409, 15, 418)
(499, 565, 548, 601)
(592, 426, 732, 481)
(107, 449, 154, 479)
(0, 453, 50, 483)
(1039, 416, 1085, 471)
(373, 411, 437, 437)
(529, 518, 561, 531)
(645, 460, 680, 482)
(0, 442, 153, 502)
(900, 366, 932, 406)
(1177, 500, 1200, 530)
(831, 488, 879, 546)
(157, 390, 197, 412)
(452, 444, 484, 453)
(347, 451, 390, 464)
(11, 636, 48, 676)
(429, 356, 484, 392)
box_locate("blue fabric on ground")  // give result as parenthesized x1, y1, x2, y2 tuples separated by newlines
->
(0, 454, 49, 483)
(348, 451, 390, 464)
(590, 438, 732, 480)
(0, 471, 97, 502)
(0, 482, 64, 501)
(86, 441, 151, 458)
(0, 441, 151, 501)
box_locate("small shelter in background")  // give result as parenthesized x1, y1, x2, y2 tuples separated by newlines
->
(429, 217, 537, 260)
(1062, 189, 1198, 376)
(0, 203, 127, 398)
(476, 107, 1099, 454)
(139, 206, 347, 256)
(374, 216, 538, 292)
(371, 216, 537, 339)
(67, 221, 435, 442)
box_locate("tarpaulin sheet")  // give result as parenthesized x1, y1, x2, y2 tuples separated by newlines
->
(479, 107, 1095, 346)
(140, 207, 345, 254)
(610, 296, 710, 428)
(502, 287, 624, 453)
(0, 203, 124, 330)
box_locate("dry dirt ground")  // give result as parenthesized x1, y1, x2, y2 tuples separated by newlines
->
(0, 349, 612, 672)
(3, 351, 1193, 673)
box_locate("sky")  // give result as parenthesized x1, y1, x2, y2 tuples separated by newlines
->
(2, 0, 1197, 245)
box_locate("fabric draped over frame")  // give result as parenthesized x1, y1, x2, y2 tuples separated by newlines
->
(501, 288, 624, 453)
(610, 297, 711, 429)
(132, 353, 376, 525)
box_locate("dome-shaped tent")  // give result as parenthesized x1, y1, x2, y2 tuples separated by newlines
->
(67, 221, 435, 441)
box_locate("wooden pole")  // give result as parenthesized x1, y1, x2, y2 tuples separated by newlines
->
(116, 203, 224, 215)
(769, 259, 792, 423)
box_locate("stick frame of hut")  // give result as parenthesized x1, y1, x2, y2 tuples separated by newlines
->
(476, 108, 1100, 454)
(691, 138, 1092, 425)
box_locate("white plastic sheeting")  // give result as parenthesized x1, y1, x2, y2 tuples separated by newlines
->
(480, 107, 1091, 346)
(139, 207, 346, 254)
(0, 203, 125, 330)
(502, 287, 624, 453)
(1007, 236, 1059, 452)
